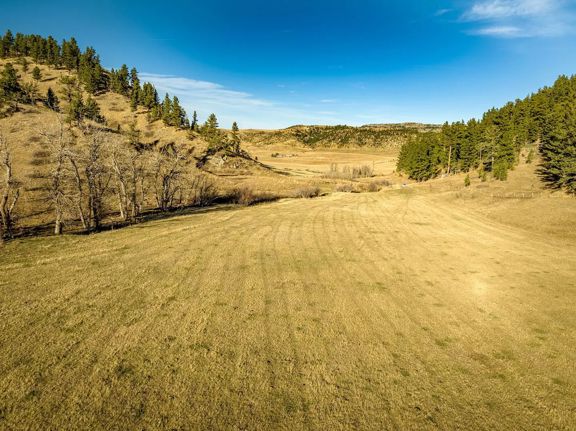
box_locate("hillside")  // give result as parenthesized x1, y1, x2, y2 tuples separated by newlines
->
(0, 55, 292, 236)
(241, 123, 440, 150)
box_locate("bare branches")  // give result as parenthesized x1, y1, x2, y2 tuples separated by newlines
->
(0, 135, 20, 241)
(42, 117, 74, 234)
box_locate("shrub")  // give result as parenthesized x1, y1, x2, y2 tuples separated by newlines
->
(493, 161, 508, 181)
(231, 186, 255, 205)
(190, 174, 217, 206)
(335, 183, 354, 192)
(324, 163, 374, 179)
(231, 186, 278, 206)
(295, 186, 320, 198)
(352, 164, 374, 178)
(464, 174, 471, 187)
(367, 181, 380, 192)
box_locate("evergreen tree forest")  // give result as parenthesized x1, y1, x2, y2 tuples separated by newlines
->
(0, 30, 221, 133)
(397, 75, 576, 194)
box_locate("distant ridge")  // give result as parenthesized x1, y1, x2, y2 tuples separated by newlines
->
(242, 123, 439, 149)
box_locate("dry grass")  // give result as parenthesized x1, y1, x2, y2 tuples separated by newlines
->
(1, 187, 575, 430)
(1, 58, 576, 430)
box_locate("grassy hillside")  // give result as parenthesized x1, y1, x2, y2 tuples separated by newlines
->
(0, 58, 321, 234)
(241, 123, 440, 150)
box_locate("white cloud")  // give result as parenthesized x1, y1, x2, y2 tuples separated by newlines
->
(138, 73, 354, 128)
(463, 0, 556, 20)
(140, 73, 272, 108)
(471, 25, 524, 36)
(435, 8, 452, 16)
(460, 0, 573, 37)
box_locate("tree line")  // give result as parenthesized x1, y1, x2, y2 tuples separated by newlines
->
(0, 122, 219, 242)
(397, 75, 576, 194)
(0, 30, 229, 134)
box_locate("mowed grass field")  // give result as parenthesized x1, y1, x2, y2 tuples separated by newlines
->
(1, 189, 576, 430)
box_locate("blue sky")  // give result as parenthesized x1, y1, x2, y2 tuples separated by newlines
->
(2, 0, 576, 128)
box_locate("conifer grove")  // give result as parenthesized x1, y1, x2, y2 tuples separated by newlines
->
(397, 76, 576, 194)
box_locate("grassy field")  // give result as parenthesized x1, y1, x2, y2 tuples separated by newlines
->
(1, 185, 575, 430)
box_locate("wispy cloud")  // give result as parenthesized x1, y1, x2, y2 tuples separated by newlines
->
(463, 0, 556, 20)
(460, 0, 574, 37)
(471, 25, 524, 37)
(139, 73, 353, 128)
(140, 73, 272, 108)
(435, 8, 452, 16)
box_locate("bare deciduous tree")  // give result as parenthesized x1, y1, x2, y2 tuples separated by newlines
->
(153, 144, 187, 211)
(110, 140, 146, 222)
(43, 118, 74, 234)
(0, 135, 20, 242)
(82, 128, 111, 231)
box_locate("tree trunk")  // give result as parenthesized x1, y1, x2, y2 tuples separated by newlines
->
(54, 209, 63, 235)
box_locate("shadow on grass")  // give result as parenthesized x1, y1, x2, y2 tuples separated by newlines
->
(10, 194, 285, 240)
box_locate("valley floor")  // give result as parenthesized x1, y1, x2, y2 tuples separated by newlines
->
(1, 188, 575, 430)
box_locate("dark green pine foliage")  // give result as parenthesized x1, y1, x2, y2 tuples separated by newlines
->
(46, 36, 60, 67)
(161, 94, 173, 125)
(61, 37, 81, 71)
(45, 87, 59, 111)
(203, 113, 220, 146)
(0, 30, 15, 57)
(191, 110, 198, 131)
(540, 76, 576, 194)
(141, 82, 159, 109)
(78, 47, 107, 94)
(130, 68, 141, 110)
(231, 121, 241, 153)
(0, 63, 21, 102)
(170, 96, 186, 128)
(32, 66, 42, 81)
(397, 74, 576, 192)
(110, 64, 130, 96)
(66, 93, 84, 124)
(84, 96, 104, 123)
(397, 133, 442, 181)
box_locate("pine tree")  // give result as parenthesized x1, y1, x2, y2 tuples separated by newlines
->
(46, 36, 60, 67)
(18, 57, 28, 73)
(84, 96, 104, 122)
(0, 63, 21, 102)
(231, 121, 241, 153)
(202, 113, 221, 148)
(1, 30, 15, 58)
(161, 94, 172, 125)
(79, 47, 105, 94)
(170, 96, 186, 127)
(32, 66, 42, 82)
(130, 90, 139, 111)
(45, 87, 59, 111)
(111, 64, 130, 95)
(61, 37, 80, 71)
(67, 94, 84, 124)
(141, 82, 159, 109)
(540, 77, 576, 193)
(191, 110, 198, 131)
